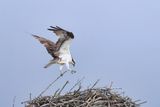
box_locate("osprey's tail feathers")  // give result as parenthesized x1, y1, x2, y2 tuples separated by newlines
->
(44, 59, 57, 68)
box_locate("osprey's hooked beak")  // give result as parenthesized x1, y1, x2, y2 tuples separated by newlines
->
(68, 32, 74, 39)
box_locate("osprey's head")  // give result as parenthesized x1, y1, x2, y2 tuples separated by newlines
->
(67, 32, 74, 39)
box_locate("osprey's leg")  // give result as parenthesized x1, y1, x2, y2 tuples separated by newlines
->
(71, 70, 76, 74)
(44, 59, 56, 68)
(66, 62, 76, 74)
(59, 65, 64, 76)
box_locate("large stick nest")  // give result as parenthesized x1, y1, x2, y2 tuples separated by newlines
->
(23, 73, 145, 107)
(25, 87, 143, 107)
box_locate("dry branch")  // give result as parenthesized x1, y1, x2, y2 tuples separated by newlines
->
(38, 71, 67, 98)
(12, 96, 16, 107)
(57, 81, 69, 96)
(69, 77, 85, 92)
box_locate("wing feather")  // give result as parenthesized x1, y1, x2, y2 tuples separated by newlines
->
(48, 26, 67, 38)
(32, 35, 57, 58)
(32, 26, 74, 60)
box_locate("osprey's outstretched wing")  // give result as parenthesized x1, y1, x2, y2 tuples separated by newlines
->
(48, 26, 74, 52)
(32, 35, 57, 58)
(48, 26, 68, 38)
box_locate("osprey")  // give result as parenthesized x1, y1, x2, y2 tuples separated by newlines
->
(33, 26, 76, 75)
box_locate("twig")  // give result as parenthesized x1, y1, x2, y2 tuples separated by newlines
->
(57, 81, 69, 96)
(12, 96, 16, 107)
(91, 79, 100, 89)
(138, 101, 147, 105)
(69, 77, 85, 92)
(29, 93, 32, 101)
(38, 71, 67, 98)
(109, 81, 113, 89)
(53, 88, 60, 98)
(74, 83, 82, 93)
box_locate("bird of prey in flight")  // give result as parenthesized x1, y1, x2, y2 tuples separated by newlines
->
(33, 26, 76, 75)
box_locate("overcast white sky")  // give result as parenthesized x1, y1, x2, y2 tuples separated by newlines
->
(0, 0, 160, 107)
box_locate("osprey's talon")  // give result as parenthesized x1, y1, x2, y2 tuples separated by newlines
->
(71, 70, 76, 74)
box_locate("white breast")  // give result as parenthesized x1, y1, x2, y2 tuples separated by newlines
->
(59, 38, 72, 54)
(59, 53, 72, 64)
(58, 38, 73, 64)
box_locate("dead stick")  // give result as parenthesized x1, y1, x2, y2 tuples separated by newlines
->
(53, 88, 60, 98)
(57, 81, 69, 96)
(138, 101, 147, 105)
(38, 71, 67, 97)
(74, 83, 82, 94)
(69, 77, 85, 92)
(91, 79, 100, 89)
(29, 93, 32, 101)
(12, 96, 16, 107)
(109, 81, 113, 89)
